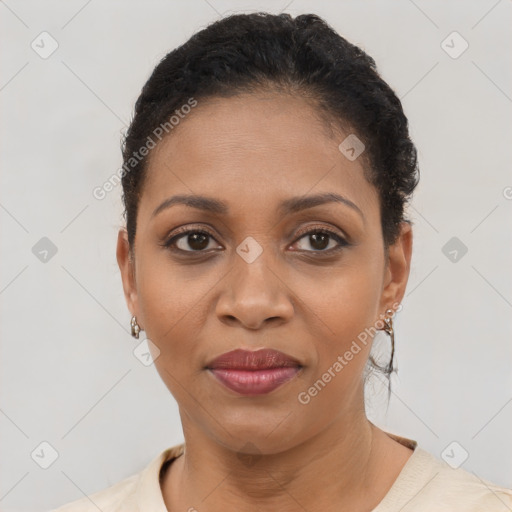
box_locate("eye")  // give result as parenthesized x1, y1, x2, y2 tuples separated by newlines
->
(162, 228, 221, 253)
(292, 227, 349, 253)
(161, 225, 349, 255)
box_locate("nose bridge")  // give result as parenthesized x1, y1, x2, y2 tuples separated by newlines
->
(235, 238, 274, 289)
(216, 236, 294, 328)
(232, 235, 280, 303)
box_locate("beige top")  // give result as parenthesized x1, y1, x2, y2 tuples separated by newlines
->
(51, 433, 512, 511)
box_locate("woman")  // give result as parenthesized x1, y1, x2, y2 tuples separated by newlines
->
(52, 11, 511, 512)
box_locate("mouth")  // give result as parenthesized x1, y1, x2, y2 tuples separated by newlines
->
(205, 348, 303, 396)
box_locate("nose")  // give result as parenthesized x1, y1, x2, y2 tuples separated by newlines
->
(215, 252, 294, 330)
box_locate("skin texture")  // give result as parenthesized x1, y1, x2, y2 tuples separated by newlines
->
(117, 91, 414, 511)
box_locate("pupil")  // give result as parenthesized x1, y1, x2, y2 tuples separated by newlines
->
(189, 233, 209, 250)
(311, 233, 328, 250)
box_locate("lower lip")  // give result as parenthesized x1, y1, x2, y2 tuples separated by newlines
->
(208, 367, 301, 395)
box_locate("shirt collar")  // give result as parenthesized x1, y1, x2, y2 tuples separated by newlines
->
(136, 443, 185, 511)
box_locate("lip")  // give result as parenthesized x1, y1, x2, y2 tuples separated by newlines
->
(206, 348, 302, 370)
(206, 349, 302, 396)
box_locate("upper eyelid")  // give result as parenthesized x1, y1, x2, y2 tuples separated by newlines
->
(167, 223, 346, 239)
(294, 224, 347, 240)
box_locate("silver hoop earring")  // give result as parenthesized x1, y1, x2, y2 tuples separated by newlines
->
(130, 315, 141, 339)
(380, 308, 395, 373)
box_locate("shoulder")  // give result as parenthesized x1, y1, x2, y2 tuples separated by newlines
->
(402, 447, 512, 511)
(48, 472, 139, 512)
(377, 432, 512, 512)
(49, 443, 185, 512)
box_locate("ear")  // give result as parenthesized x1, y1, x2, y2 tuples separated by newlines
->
(116, 227, 139, 319)
(378, 221, 413, 314)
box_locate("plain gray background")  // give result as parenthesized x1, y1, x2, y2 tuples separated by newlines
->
(1, 1, 511, 510)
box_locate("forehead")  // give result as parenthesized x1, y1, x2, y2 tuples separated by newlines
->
(140, 92, 378, 220)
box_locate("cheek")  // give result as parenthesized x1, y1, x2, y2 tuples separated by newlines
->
(137, 267, 208, 404)
(302, 256, 383, 341)
(135, 250, 218, 374)
(294, 254, 384, 388)
(290, 271, 381, 421)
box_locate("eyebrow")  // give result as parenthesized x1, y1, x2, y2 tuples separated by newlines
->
(151, 192, 364, 221)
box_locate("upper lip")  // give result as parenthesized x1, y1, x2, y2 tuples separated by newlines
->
(206, 348, 302, 370)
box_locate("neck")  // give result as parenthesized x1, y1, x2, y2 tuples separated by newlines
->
(162, 412, 392, 512)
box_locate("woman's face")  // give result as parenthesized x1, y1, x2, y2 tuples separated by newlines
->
(117, 91, 412, 454)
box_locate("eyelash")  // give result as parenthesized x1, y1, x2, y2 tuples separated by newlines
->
(161, 225, 349, 255)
